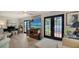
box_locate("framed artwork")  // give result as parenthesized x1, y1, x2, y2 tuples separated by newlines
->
(66, 11, 79, 26)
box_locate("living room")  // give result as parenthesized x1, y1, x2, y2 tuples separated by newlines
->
(0, 11, 79, 48)
(0, 0, 79, 59)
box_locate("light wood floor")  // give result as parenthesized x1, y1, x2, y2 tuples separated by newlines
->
(10, 33, 38, 48)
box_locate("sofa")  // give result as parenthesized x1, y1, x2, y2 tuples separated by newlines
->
(0, 33, 10, 48)
(0, 38, 10, 48)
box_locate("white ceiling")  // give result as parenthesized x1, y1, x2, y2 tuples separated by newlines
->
(26, 11, 67, 15)
(0, 11, 30, 19)
(26, 11, 52, 15)
(0, 11, 67, 19)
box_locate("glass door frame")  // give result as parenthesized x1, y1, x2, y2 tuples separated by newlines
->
(44, 14, 64, 41)
(44, 16, 52, 39)
(51, 14, 64, 41)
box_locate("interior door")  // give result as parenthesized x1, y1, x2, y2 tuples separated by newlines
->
(52, 14, 64, 41)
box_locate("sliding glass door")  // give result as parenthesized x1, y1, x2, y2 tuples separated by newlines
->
(54, 16, 63, 38)
(53, 14, 64, 40)
(44, 14, 64, 41)
(44, 17, 52, 38)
